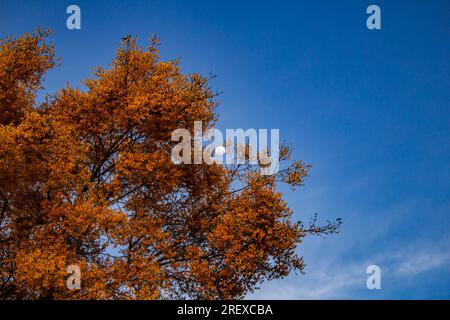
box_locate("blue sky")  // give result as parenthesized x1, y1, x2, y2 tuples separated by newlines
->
(1, 0, 449, 299)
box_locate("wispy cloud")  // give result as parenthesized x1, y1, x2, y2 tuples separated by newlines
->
(248, 257, 366, 300)
(248, 239, 450, 299)
(395, 247, 450, 277)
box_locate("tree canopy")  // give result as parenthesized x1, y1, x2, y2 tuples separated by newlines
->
(0, 29, 341, 299)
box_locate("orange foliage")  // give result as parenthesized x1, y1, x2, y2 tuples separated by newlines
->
(0, 30, 341, 299)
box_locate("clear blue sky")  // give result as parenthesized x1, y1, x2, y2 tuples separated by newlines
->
(1, 0, 449, 299)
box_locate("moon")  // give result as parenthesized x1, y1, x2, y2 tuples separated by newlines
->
(215, 145, 226, 156)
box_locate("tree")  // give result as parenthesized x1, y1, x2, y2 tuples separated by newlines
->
(0, 29, 341, 299)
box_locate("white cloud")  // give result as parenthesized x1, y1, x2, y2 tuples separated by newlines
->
(248, 239, 450, 299)
(249, 263, 365, 300)
(395, 247, 450, 277)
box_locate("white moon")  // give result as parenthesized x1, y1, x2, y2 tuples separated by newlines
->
(215, 145, 226, 156)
